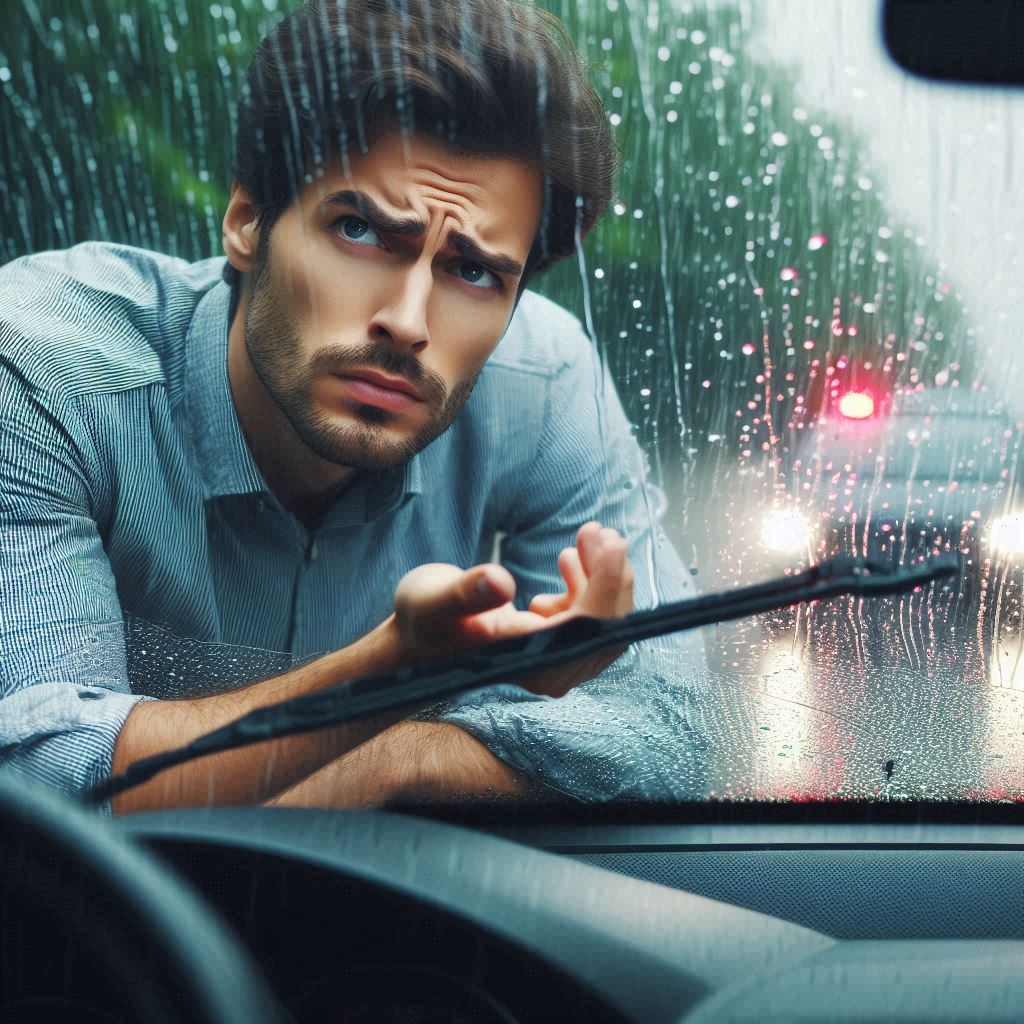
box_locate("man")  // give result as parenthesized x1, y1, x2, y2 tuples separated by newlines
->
(0, 0, 704, 814)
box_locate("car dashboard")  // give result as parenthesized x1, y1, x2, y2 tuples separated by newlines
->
(99, 807, 1024, 1023)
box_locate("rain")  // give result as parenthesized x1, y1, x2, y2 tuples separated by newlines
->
(2, 0, 1024, 810)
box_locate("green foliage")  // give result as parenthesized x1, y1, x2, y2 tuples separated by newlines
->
(0, 0, 274, 259)
(532, 0, 968, 487)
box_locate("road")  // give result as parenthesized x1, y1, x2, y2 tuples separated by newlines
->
(694, 596, 1024, 801)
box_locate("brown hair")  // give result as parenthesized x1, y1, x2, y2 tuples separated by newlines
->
(227, 0, 617, 296)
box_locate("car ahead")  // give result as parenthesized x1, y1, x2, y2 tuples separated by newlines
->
(805, 388, 1024, 628)
(5, 0, 1024, 1022)
(719, 387, 1024, 641)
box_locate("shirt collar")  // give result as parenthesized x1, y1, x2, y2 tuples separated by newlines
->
(184, 278, 423, 521)
(319, 455, 422, 529)
(185, 282, 267, 500)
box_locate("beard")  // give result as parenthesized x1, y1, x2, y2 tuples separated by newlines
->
(243, 239, 479, 473)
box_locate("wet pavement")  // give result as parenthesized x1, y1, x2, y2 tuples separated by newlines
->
(697, 597, 1024, 802)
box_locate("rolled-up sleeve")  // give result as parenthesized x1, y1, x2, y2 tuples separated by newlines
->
(431, 322, 710, 801)
(1, 355, 148, 812)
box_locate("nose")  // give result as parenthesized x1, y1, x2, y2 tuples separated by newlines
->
(369, 262, 431, 353)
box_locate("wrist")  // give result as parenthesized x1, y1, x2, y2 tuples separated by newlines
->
(364, 612, 409, 673)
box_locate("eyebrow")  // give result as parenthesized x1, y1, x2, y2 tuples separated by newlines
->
(323, 189, 525, 278)
(449, 231, 524, 278)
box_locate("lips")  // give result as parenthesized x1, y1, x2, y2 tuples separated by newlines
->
(338, 368, 424, 401)
(331, 369, 425, 413)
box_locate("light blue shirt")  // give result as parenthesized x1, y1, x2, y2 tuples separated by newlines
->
(0, 243, 706, 811)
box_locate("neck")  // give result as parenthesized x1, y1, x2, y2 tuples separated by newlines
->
(226, 294, 356, 521)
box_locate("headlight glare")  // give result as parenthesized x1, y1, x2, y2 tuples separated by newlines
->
(760, 509, 813, 553)
(989, 515, 1024, 554)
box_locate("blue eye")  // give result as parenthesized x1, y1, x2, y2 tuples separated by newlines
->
(459, 262, 500, 290)
(338, 216, 382, 247)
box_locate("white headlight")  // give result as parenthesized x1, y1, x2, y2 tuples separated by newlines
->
(989, 515, 1024, 554)
(760, 509, 813, 553)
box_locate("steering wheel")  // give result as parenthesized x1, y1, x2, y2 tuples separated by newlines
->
(0, 772, 283, 1024)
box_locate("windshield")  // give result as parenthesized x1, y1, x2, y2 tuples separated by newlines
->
(2, 0, 1022, 810)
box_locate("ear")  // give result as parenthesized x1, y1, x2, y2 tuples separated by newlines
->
(222, 181, 260, 274)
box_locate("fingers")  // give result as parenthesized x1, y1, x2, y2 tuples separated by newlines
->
(527, 544, 587, 617)
(529, 592, 570, 616)
(574, 521, 604, 577)
(392, 521, 632, 668)
(575, 522, 634, 618)
(529, 523, 635, 625)
(582, 538, 633, 617)
(466, 563, 517, 612)
(394, 562, 516, 630)
(558, 545, 587, 598)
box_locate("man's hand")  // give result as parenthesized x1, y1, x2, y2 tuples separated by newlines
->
(391, 521, 633, 697)
(267, 522, 633, 810)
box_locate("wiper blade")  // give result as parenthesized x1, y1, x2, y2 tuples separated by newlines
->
(83, 555, 956, 807)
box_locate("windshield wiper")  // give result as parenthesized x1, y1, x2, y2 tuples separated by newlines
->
(84, 555, 956, 807)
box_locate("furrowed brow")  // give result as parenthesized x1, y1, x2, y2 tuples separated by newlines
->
(324, 190, 426, 236)
(449, 231, 524, 278)
(324, 191, 523, 277)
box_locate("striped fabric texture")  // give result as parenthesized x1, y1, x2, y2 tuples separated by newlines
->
(0, 243, 705, 810)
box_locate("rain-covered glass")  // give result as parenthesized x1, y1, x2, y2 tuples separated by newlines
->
(2, 0, 1022, 804)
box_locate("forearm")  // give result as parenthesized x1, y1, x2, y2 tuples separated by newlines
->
(266, 721, 531, 808)
(112, 616, 410, 814)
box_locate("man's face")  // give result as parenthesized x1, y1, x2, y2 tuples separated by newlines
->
(242, 133, 543, 472)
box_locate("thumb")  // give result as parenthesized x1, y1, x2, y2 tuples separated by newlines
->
(394, 562, 516, 627)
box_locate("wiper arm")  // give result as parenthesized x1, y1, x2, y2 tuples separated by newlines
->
(83, 555, 956, 807)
